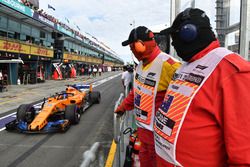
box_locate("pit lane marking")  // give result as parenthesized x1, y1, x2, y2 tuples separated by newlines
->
(92, 74, 121, 88)
(0, 91, 40, 106)
(0, 112, 16, 120)
(0, 97, 21, 106)
(104, 140, 117, 167)
(0, 127, 6, 131)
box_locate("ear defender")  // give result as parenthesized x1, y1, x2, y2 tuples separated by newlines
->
(178, 8, 198, 42)
(134, 40, 146, 53)
(133, 27, 154, 53)
(179, 23, 198, 42)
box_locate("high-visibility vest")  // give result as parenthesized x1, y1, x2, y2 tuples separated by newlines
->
(134, 53, 173, 131)
(154, 48, 233, 166)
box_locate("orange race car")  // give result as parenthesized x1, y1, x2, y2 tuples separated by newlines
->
(5, 84, 100, 133)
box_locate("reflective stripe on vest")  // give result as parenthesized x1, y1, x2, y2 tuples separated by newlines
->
(134, 52, 171, 131)
(154, 48, 233, 166)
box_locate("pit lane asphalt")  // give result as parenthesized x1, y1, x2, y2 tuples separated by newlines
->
(0, 72, 120, 115)
(0, 71, 123, 167)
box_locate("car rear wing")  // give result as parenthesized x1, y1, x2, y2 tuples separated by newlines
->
(71, 84, 93, 92)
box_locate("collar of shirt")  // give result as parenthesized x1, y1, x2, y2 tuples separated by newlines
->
(143, 46, 161, 67)
(189, 39, 220, 63)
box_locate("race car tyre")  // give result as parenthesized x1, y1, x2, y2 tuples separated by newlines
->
(17, 104, 35, 123)
(90, 91, 101, 104)
(79, 98, 85, 114)
(65, 104, 80, 124)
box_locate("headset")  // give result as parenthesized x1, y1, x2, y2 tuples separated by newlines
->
(178, 8, 198, 42)
(133, 28, 154, 53)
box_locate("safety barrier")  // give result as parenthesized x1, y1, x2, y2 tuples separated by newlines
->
(113, 85, 137, 167)
(113, 92, 125, 167)
(114, 92, 124, 143)
(80, 142, 105, 167)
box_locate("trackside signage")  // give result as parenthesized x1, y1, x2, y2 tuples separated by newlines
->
(32, 12, 55, 28)
(0, 39, 53, 58)
(63, 53, 102, 63)
(57, 25, 74, 38)
(0, 0, 34, 17)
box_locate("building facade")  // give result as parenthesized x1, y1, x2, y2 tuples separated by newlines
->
(0, 0, 123, 85)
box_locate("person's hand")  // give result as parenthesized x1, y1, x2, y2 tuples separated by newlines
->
(114, 103, 126, 116)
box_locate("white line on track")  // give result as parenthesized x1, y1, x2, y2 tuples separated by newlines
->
(0, 127, 6, 131)
(0, 112, 16, 120)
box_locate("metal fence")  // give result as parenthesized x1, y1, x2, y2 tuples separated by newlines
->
(113, 85, 137, 167)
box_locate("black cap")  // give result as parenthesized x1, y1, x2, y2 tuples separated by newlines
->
(122, 26, 154, 46)
(160, 8, 211, 35)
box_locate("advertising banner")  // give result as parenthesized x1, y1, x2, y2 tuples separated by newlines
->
(20, 43, 30, 54)
(94, 58, 102, 64)
(0, 39, 53, 58)
(63, 53, 88, 62)
(104, 61, 113, 66)
(30, 46, 53, 57)
(0, 0, 34, 17)
(63, 53, 75, 61)
(33, 12, 55, 27)
(57, 25, 74, 38)
(76, 55, 85, 62)
(0, 40, 30, 54)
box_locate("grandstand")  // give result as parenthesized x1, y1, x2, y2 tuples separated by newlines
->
(0, 0, 123, 85)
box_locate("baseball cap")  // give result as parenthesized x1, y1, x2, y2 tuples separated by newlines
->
(122, 26, 154, 46)
(160, 8, 212, 35)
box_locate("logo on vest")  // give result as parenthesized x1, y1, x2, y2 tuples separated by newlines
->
(147, 72, 156, 79)
(195, 65, 208, 70)
(173, 73, 183, 80)
(173, 73, 204, 85)
(135, 73, 156, 87)
(135, 73, 145, 84)
(185, 73, 204, 85)
(171, 85, 179, 90)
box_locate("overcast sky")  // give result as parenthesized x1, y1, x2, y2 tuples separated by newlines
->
(39, 0, 241, 63)
(39, 0, 171, 63)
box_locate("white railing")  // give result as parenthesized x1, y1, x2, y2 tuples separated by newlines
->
(80, 142, 105, 167)
(113, 85, 136, 167)
(113, 92, 124, 143)
(113, 93, 125, 167)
